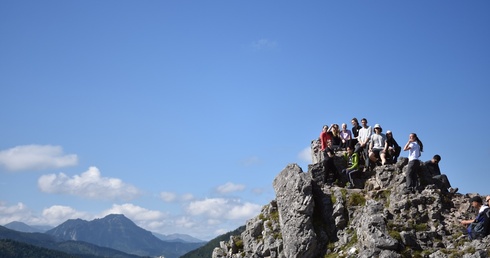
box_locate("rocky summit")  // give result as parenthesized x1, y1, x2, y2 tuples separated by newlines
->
(212, 153, 490, 258)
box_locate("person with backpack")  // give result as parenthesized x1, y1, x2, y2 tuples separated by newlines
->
(460, 196, 490, 240)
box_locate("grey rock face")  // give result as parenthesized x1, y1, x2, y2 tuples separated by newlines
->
(272, 163, 317, 258)
(212, 153, 490, 258)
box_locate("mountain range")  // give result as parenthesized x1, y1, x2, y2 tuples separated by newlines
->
(1, 214, 206, 258)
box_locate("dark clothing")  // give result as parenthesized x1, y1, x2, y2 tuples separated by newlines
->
(323, 147, 338, 182)
(406, 159, 421, 189)
(331, 135, 342, 147)
(425, 160, 441, 176)
(352, 125, 362, 138)
(386, 137, 401, 162)
(425, 160, 452, 189)
(468, 207, 490, 240)
(350, 125, 362, 148)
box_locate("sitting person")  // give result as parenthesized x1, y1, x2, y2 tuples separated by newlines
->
(460, 196, 490, 240)
(368, 124, 388, 167)
(340, 123, 352, 150)
(385, 130, 401, 163)
(350, 118, 362, 149)
(342, 145, 359, 189)
(328, 124, 342, 150)
(425, 154, 458, 193)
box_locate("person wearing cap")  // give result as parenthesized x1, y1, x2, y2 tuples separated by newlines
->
(460, 196, 490, 239)
(385, 130, 401, 163)
(460, 196, 488, 227)
(424, 154, 458, 194)
(368, 123, 388, 167)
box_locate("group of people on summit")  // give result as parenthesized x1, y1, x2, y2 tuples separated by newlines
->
(312, 117, 490, 240)
(311, 117, 457, 194)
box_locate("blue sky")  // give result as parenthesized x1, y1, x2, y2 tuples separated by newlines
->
(1, 1, 489, 240)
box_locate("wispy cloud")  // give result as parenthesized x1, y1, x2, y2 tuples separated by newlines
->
(251, 38, 278, 51)
(216, 182, 246, 194)
(38, 166, 140, 201)
(160, 192, 177, 202)
(298, 146, 312, 163)
(186, 198, 261, 220)
(160, 192, 194, 202)
(240, 156, 262, 167)
(0, 145, 78, 171)
(100, 203, 168, 221)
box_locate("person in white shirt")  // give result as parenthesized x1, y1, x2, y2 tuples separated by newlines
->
(369, 124, 388, 167)
(403, 133, 424, 194)
(357, 118, 373, 171)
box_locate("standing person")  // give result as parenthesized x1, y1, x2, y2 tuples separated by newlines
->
(340, 123, 352, 150)
(350, 118, 362, 149)
(319, 125, 332, 162)
(386, 130, 401, 163)
(357, 118, 373, 171)
(403, 133, 423, 194)
(425, 154, 458, 193)
(323, 140, 339, 184)
(342, 145, 359, 189)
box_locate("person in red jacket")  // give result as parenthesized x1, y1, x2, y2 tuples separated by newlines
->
(320, 125, 332, 161)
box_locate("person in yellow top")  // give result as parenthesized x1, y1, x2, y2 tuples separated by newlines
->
(342, 145, 359, 189)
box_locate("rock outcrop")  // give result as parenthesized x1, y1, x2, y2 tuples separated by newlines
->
(212, 154, 490, 258)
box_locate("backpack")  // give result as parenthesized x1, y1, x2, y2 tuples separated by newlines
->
(468, 208, 490, 240)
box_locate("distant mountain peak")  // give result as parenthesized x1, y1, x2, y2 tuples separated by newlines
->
(46, 213, 204, 257)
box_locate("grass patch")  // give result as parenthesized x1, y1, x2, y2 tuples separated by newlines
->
(389, 230, 401, 242)
(348, 192, 366, 206)
(414, 223, 427, 232)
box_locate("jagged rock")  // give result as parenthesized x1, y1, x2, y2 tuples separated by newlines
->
(272, 163, 318, 258)
(212, 153, 490, 258)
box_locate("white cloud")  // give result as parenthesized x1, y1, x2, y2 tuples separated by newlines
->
(0, 198, 260, 241)
(227, 202, 262, 220)
(175, 216, 196, 228)
(251, 39, 278, 50)
(42, 205, 91, 225)
(0, 202, 31, 225)
(298, 146, 312, 163)
(216, 182, 246, 194)
(186, 198, 261, 221)
(100, 203, 167, 222)
(160, 192, 194, 202)
(0, 145, 78, 171)
(181, 193, 194, 201)
(38, 166, 140, 201)
(160, 192, 177, 202)
(0, 202, 91, 226)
